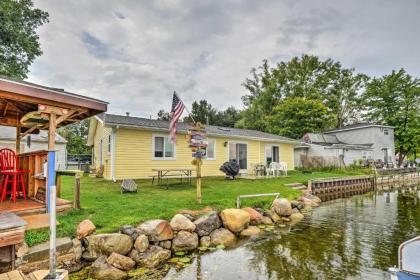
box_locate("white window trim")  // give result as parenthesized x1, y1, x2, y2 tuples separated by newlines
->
(205, 138, 216, 160)
(264, 144, 280, 165)
(152, 134, 176, 160)
(227, 140, 248, 170)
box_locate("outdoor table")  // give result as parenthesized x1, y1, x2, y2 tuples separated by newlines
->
(151, 168, 194, 187)
(56, 170, 84, 209)
(0, 211, 26, 270)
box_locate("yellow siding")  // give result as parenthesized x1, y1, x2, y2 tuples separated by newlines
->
(113, 128, 295, 180)
(92, 120, 112, 179)
(258, 142, 295, 170)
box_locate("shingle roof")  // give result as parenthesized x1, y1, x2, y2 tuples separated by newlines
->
(0, 126, 67, 143)
(97, 113, 299, 143)
(303, 133, 341, 145)
(326, 122, 393, 133)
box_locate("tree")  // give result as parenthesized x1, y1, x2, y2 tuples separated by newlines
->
(240, 55, 368, 135)
(363, 69, 420, 165)
(214, 106, 242, 128)
(266, 97, 334, 139)
(0, 0, 49, 79)
(183, 100, 218, 124)
(157, 109, 170, 121)
(58, 119, 91, 155)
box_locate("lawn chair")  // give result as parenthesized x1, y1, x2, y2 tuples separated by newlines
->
(279, 161, 288, 176)
(267, 162, 279, 177)
(121, 179, 138, 193)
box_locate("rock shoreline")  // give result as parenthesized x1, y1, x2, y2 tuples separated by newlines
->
(7, 192, 320, 279)
(73, 192, 321, 280)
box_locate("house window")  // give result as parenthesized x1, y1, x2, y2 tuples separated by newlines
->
(384, 129, 389, 135)
(206, 139, 215, 160)
(265, 145, 279, 166)
(153, 136, 175, 159)
(229, 142, 247, 170)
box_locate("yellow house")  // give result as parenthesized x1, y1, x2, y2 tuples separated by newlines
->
(87, 113, 300, 180)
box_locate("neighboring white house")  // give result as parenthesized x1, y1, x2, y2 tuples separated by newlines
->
(0, 126, 67, 170)
(294, 133, 373, 168)
(295, 123, 395, 168)
(324, 123, 395, 164)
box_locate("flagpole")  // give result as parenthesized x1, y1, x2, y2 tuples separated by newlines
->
(174, 91, 196, 124)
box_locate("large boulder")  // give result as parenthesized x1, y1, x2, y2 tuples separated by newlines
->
(289, 212, 304, 224)
(299, 196, 320, 207)
(134, 234, 149, 253)
(170, 214, 196, 232)
(194, 212, 222, 236)
(107, 252, 136, 271)
(129, 245, 171, 268)
(242, 208, 263, 225)
(264, 210, 281, 223)
(220, 209, 250, 233)
(210, 228, 237, 247)
(272, 198, 293, 216)
(200, 236, 211, 248)
(137, 220, 173, 241)
(172, 231, 198, 251)
(159, 240, 172, 250)
(120, 225, 139, 241)
(77, 219, 96, 239)
(90, 255, 128, 280)
(240, 226, 261, 237)
(82, 234, 133, 261)
(261, 216, 273, 225)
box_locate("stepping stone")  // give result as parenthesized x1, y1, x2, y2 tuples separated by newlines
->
(285, 183, 307, 190)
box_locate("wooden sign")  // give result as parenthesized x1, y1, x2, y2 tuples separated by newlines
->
(186, 122, 207, 204)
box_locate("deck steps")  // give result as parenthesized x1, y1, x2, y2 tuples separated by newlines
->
(0, 270, 27, 280)
(285, 183, 307, 191)
(21, 214, 59, 230)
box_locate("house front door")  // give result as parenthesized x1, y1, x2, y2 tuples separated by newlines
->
(229, 142, 248, 170)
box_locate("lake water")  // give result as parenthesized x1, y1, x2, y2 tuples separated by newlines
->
(162, 186, 420, 280)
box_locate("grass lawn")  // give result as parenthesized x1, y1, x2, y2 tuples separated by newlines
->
(25, 169, 368, 246)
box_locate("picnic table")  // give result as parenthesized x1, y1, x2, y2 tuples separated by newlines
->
(151, 168, 194, 187)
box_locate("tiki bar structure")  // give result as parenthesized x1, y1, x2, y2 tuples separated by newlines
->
(0, 76, 107, 278)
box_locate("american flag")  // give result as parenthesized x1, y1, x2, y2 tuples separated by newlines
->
(169, 92, 185, 143)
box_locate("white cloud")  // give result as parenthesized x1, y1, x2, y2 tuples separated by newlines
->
(29, 0, 420, 117)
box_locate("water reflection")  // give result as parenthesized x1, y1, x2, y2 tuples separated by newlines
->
(163, 186, 419, 280)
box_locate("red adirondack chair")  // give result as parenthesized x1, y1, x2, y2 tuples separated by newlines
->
(0, 148, 27, 202)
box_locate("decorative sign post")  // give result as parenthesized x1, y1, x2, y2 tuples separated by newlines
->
(186, 123, 207, 204)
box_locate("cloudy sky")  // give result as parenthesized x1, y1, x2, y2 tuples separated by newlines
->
(29, 0, 420, 118)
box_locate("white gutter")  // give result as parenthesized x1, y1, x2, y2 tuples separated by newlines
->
(111, 127, 116, 182)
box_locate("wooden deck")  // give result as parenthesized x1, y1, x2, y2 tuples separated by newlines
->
(0, 198, 72, 216)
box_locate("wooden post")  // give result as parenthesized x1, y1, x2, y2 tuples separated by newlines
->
(15, 125, 21, 154)
(55, 174, 61, 198)
(73, 173, 81, 209)
(48, 113, 56, 150)
(196, 158, 202, 204)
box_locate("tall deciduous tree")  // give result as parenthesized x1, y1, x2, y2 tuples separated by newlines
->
(363, 69, 420, 165)
(240, 55, 368, 135)
(266, 97, 334, 139)
(157, 109, 170, 121)
(0, 0, 49, 79)
(58, 119, 91, 155)
(183, 100, 217, 124)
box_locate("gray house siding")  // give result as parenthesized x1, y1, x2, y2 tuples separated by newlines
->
(294, 144, 372, 167)
(325, 126, 395, 163)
